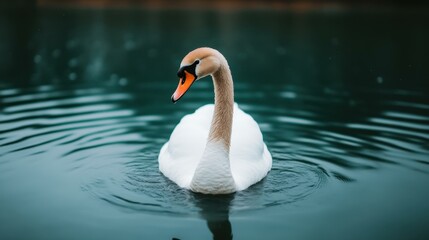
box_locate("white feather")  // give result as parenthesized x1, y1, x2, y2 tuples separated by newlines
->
(159, 103, 272, 193)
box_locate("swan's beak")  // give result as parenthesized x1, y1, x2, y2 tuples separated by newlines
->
(172, 70, 196, 103)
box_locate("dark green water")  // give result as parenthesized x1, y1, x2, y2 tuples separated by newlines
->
(1, 8, 429, 240)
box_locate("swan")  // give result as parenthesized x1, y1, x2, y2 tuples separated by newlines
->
(158, 47, 272, 194)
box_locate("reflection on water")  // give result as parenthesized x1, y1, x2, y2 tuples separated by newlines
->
(1, 7, 429, 240)
(193, 194, 234, 240)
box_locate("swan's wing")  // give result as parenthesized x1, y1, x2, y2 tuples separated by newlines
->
(158, 105, 214, 188)
(230, 105, 272, 190)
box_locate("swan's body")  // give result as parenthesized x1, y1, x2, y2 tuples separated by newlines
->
(158, 47, 272, 194)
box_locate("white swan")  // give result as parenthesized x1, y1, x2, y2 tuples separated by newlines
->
(158, 47, 272, 194)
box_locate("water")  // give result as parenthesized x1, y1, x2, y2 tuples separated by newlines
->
(1, 7, 429, 240)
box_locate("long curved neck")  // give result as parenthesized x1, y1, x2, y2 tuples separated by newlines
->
(208, 63, 234, 149)
(190, 56, 236, 194)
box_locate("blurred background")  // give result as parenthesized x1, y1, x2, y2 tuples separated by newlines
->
(1, 0, 428, 90)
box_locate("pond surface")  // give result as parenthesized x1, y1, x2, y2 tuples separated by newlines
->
(1, 8, 429, 240)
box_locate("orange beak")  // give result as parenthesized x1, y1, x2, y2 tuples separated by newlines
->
(171, 70, 196, 103)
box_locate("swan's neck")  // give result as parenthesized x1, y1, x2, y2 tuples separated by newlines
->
(190, 60, 235, 194)
(208, 64, 234, 148)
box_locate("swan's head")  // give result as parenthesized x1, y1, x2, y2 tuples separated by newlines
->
(172, 47, 222, 103)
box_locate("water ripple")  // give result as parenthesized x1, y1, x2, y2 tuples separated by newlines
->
(1, 84, 428, 216)
(3, 93, 131, 113)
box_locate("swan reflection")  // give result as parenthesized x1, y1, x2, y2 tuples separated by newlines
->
(193, 193, 234, 240)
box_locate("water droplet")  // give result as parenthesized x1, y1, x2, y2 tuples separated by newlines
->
(377, 76, 383, 84)
(68, 58, 79, 68)
(38, 85, 54, 91)
(281, 91, 297, 99)
(66, 39, 77, 49)
(69, 72, 77, 81)
(119, 78, 128, 86)
(124, 40, 136, 50)
(34, 55, 42, 64)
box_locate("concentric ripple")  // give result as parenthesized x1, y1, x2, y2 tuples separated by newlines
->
(1, 84, 429, 217)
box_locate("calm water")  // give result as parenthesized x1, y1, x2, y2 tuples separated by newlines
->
(1, 8, 429, 240)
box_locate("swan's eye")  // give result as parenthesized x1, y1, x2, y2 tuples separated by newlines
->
(177, 60, 198, 85)
(177, 70, 184, 78)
